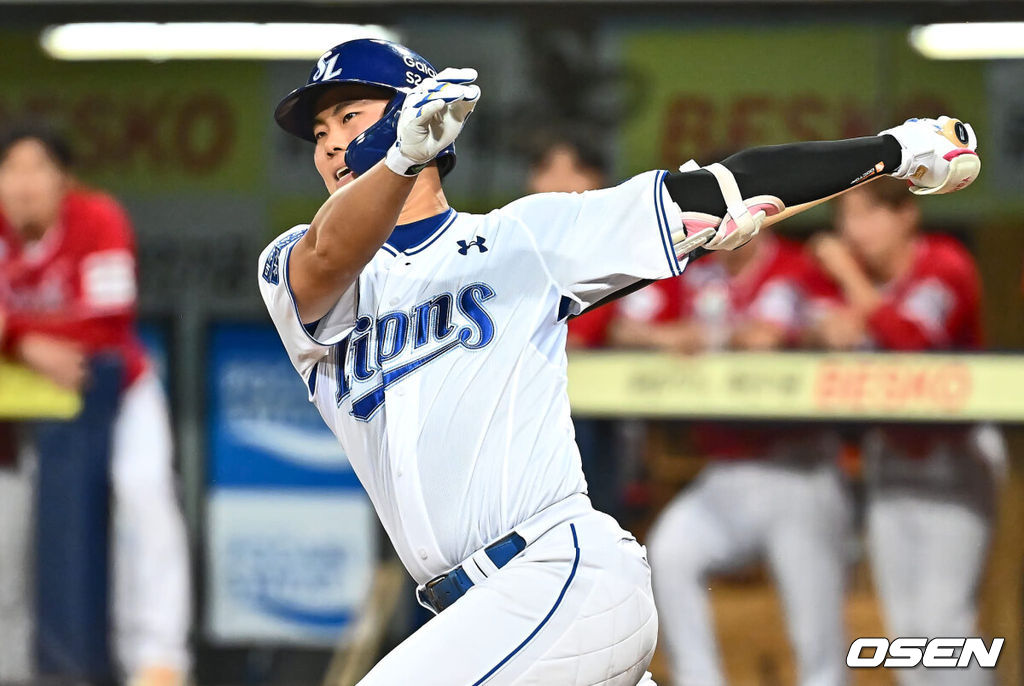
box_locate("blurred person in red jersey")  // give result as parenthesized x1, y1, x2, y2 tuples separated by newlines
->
(525, 131, 624, 518)
(809, 177, 1004, 686)
(0, 125, 191, 686)
(612, 233, 852, 686)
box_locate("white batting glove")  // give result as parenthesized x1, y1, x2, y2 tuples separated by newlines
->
(879, 116, 980, 195)
(384, 67, 481, 177)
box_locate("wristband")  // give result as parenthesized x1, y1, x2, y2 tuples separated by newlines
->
(385, 145, 428, 177)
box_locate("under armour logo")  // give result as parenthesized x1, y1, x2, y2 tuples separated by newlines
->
(457, 237, 488, 255)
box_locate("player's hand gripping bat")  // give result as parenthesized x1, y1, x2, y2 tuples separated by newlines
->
(670, 116, 980, 258)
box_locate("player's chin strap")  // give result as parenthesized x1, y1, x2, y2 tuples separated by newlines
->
(670, 160, 786, 258)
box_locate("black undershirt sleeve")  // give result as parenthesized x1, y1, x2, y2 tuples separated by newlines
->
(662, 135, 904, 215)
(573, 135, 903, 317)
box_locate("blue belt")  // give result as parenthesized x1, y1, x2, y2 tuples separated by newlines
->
(418, 531, 527, 613)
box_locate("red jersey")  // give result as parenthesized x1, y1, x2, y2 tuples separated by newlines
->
(618, 236, 835, 342)
(861, 234, 983, 458)
(0, 188, 148, 386)
(567, 305, 616, 348)
(616, 236, 837, 459)
(864, 235, 982, 351)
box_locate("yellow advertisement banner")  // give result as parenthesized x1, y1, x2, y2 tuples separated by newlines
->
(0, 361, 80, 419)
(567, 352, 1024, 422)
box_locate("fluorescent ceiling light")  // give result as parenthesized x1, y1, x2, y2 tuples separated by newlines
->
(909, 22, 1024, 60)
(40, 23, 399, 61)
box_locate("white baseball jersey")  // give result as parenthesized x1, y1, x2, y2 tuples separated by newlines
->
(258, 170, 685, 584)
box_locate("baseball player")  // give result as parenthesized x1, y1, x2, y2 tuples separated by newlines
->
(259, 37, 979, 685)
(610, 233, 852, 686)
(810, 178, 1005, 686)
(0, 125, 191, 686)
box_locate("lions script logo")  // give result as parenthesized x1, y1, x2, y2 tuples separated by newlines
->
(338, 283, 496, 420)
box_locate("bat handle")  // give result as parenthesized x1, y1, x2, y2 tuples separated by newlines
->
(672, 226, 717, 257)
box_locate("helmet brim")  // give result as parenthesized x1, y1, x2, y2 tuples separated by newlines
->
(274, 80, 399, 143)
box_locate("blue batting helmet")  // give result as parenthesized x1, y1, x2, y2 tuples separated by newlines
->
(274, 38, 456, 178)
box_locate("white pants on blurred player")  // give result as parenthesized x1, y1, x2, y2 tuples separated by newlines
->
(111, 370, 192, 678)
(0, 370, 191, 681)
(358, 497, 659, 686)
(0, 434, 35, 682)
(648, 456, 852, 686)
(865, 424, 1004, 686)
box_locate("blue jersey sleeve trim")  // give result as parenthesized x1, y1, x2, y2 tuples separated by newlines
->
(655, 170, 683, 277)
(471, 523, 580, 685)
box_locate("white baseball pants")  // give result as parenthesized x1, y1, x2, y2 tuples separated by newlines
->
(864, 425, 1004, 686)
(0, 435, 35, 682)
(0, 371, 191, 681)
(358, 501, 659, 685)
(110, 370, 192, 677)
(647, 460, 852, 686)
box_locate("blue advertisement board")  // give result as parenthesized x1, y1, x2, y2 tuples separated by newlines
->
(204, 323, 375, 645)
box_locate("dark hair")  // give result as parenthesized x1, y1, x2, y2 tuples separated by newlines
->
(0, 123, 74, 169)
(525, 128, 610, 179)
(846, 175, 916, 210)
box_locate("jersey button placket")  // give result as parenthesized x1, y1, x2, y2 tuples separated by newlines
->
(391, 261, 408, 306)
(377, 258, 440, 575)
(385, 367, 440, 575)
(376, 252, 403, 314)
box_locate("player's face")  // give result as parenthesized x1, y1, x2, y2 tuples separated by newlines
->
(0, 138, 67, 238)
(835, 188, 917, 273)
(312, 86, 391, 194)
(527, 146, 604, 194)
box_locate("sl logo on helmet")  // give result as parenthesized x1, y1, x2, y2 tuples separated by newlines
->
(313, 52, 343, 82)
